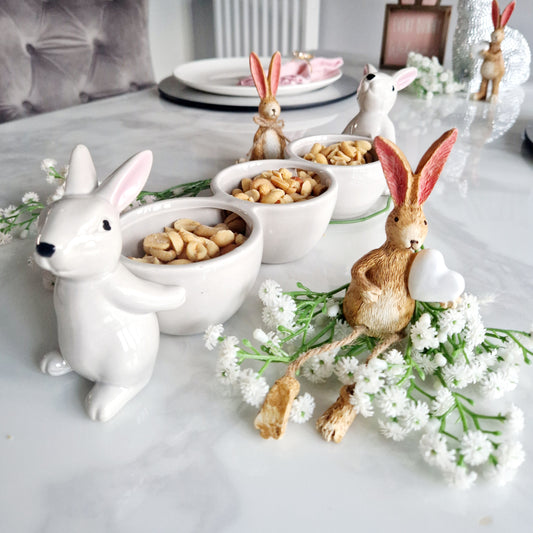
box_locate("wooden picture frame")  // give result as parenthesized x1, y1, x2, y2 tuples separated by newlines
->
(380, 0, 451, 69)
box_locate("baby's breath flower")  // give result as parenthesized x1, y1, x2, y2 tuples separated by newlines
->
(443, 464, 477, 490)
(437, 308, 466, 341)
(505, 404, 525, 434)
(350, 390, 374, 417)
(410, 313, 439, 351)
(22, 192, 39, 204)
(377, 385, 408, 417)
(289, 392, 315, 423)
(219, 335, 239, 360)
(399, 400, 429, 431)
(326, 302, 340, 317)
(460, 430, 492, 466)
(258, 279, 283, 307)
(353, 364, 384, 395)
(494, 440, 525, 471)
(253, 328, 269, 344)
(441, 361, 473, 389)
(216, 358, 240, 385)
(239, 369, 269, 407)
(419, 432, 456, 470)
(334, 356, 359, 384)
(430, 388, 454, 416)
(204, 324, 224, 350)
(0, 232, 13, 245)
(40, 158, 57, 174)
(378, 419, 408, 441)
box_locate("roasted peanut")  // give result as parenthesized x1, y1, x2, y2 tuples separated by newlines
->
(211, 229, 235, 247)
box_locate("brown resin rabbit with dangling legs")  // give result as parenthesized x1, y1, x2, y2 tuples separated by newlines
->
(471, 0, 515, 103)
(254, 128, 459, 441)
(248, 51, 287, 160)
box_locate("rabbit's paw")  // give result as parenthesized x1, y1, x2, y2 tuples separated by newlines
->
(40, 351, 72, 376)
(85, 381, 148, 422)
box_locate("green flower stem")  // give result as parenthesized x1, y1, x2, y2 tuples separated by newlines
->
(409, 381, 435, 401)
(487, 328, 532, 363)
(138, 179, 211, 200)
(453, 397, 470, 432)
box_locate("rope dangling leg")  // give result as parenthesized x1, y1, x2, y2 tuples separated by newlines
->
(254, 326, 367, 440)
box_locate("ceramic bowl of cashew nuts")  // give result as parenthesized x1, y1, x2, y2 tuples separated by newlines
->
(121, 158, 338, 334)
(285, 134, 387, 220)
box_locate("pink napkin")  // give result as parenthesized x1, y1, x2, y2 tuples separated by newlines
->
(238, 57, 343, 86)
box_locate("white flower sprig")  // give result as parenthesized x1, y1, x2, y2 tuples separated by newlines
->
(1, 157, 213, 245)
(206, 280, 533, 490)
(406, 52, 464, 100)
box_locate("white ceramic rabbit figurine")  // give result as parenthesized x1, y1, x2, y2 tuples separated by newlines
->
(343, 64, 418, 142)
(34, 145, 186, 422)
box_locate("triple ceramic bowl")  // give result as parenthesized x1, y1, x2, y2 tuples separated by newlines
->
(285, 134, 386, 220)
(120, 159, 337, 335)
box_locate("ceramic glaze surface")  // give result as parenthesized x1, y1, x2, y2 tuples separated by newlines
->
(286, 133, 386, 219)
(0, 52, 532, 533)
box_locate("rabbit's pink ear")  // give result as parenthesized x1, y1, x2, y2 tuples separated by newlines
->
(250, 52, 269, 99)
(492, 0, 501, 28)
(393, 67, 418, 91)
(267, 51, 282, 96)
(65, 144, 98, 195)
(500, 0, 515, 27)
(374, 136, 412, 206)
(415, 129, 458, 205)
(363, 64, 377, 76)
(96, 150, 153, 212)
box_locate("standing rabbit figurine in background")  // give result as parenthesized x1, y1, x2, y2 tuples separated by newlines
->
(35, 145, 186, 422)
(254, 129, 459, 441)
(342, 64, 418, 142)
(471, 0, 516, 102)
(249, 51, 287, 160)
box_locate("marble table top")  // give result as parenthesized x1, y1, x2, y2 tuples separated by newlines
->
(1, 70, 532, 532)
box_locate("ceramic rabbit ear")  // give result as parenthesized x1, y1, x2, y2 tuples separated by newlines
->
(393, 67, 418, 91)
(267, 51, 282, 97)
(96, 150, 153, 213)
(363, 64, 377, 76)
(64, 144, 98, 195)
(499, 0, 515, 27)
(415, 128, 458, 205)
(373, 136, 412, 206)
(249, 52, 269, 99)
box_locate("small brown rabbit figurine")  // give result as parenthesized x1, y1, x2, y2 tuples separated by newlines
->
(249, 51, 287, 160)
(254, 129, 458, 441)
(472, 0, 516, 102)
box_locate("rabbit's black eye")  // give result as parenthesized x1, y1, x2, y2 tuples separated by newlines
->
(366, 73, 375, 81)
(424, 220, 428, 225)
(392, 86, 395, 91)
(394, 216, 399, 222)
(103, 220, 111, 231)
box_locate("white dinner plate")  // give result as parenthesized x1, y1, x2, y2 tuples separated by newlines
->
(173, 57, 342, 97)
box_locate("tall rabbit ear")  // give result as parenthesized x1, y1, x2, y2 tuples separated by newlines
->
(393, 67, 418, 91)
(267, 51, 282, 97)
(64, 144, 98, 195)
(374, 136, 412, 206)
(415, 128, 458, 205)
(96, 150, 153, 212)
(500, 0, 515, 27)
(250, 52, 269, 99)
(363, 64, 377, 76)
(492, 0, 501, 28)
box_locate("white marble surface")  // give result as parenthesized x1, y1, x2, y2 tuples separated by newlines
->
(1, 71, 532, 532)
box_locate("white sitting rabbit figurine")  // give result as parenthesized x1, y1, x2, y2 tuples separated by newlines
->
(343, 64, 417, 142)
(34, 145, 186, 422)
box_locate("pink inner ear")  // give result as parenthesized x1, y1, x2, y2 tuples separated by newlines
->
(249, 52, 268, 99)
(500, 0, 515, 27)
(394, 67, 418, 91)
(492, 0, 501, 28)
(374, 137, 409, 206)
(417, 130, 457, 205)
(268, 52, 281, 96)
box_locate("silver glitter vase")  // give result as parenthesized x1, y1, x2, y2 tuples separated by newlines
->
(452, 0, 530, 92)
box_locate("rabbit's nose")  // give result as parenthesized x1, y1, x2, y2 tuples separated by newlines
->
(410, 240, 419, 247)
(36, 242, 56, 257)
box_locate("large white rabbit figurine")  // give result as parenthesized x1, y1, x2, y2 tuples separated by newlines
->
(343, 64, 417, 142)
(34, 145, 186, 422)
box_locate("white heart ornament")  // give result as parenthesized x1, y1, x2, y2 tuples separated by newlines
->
(408, 249, 465, 303)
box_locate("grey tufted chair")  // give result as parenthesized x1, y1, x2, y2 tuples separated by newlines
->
(0, 0, 155, 123)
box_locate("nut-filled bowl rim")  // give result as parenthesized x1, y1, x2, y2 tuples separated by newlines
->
(210, 158, 338, 212)
(285, 134, 382, 176)
(119, 196, 263, 272)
